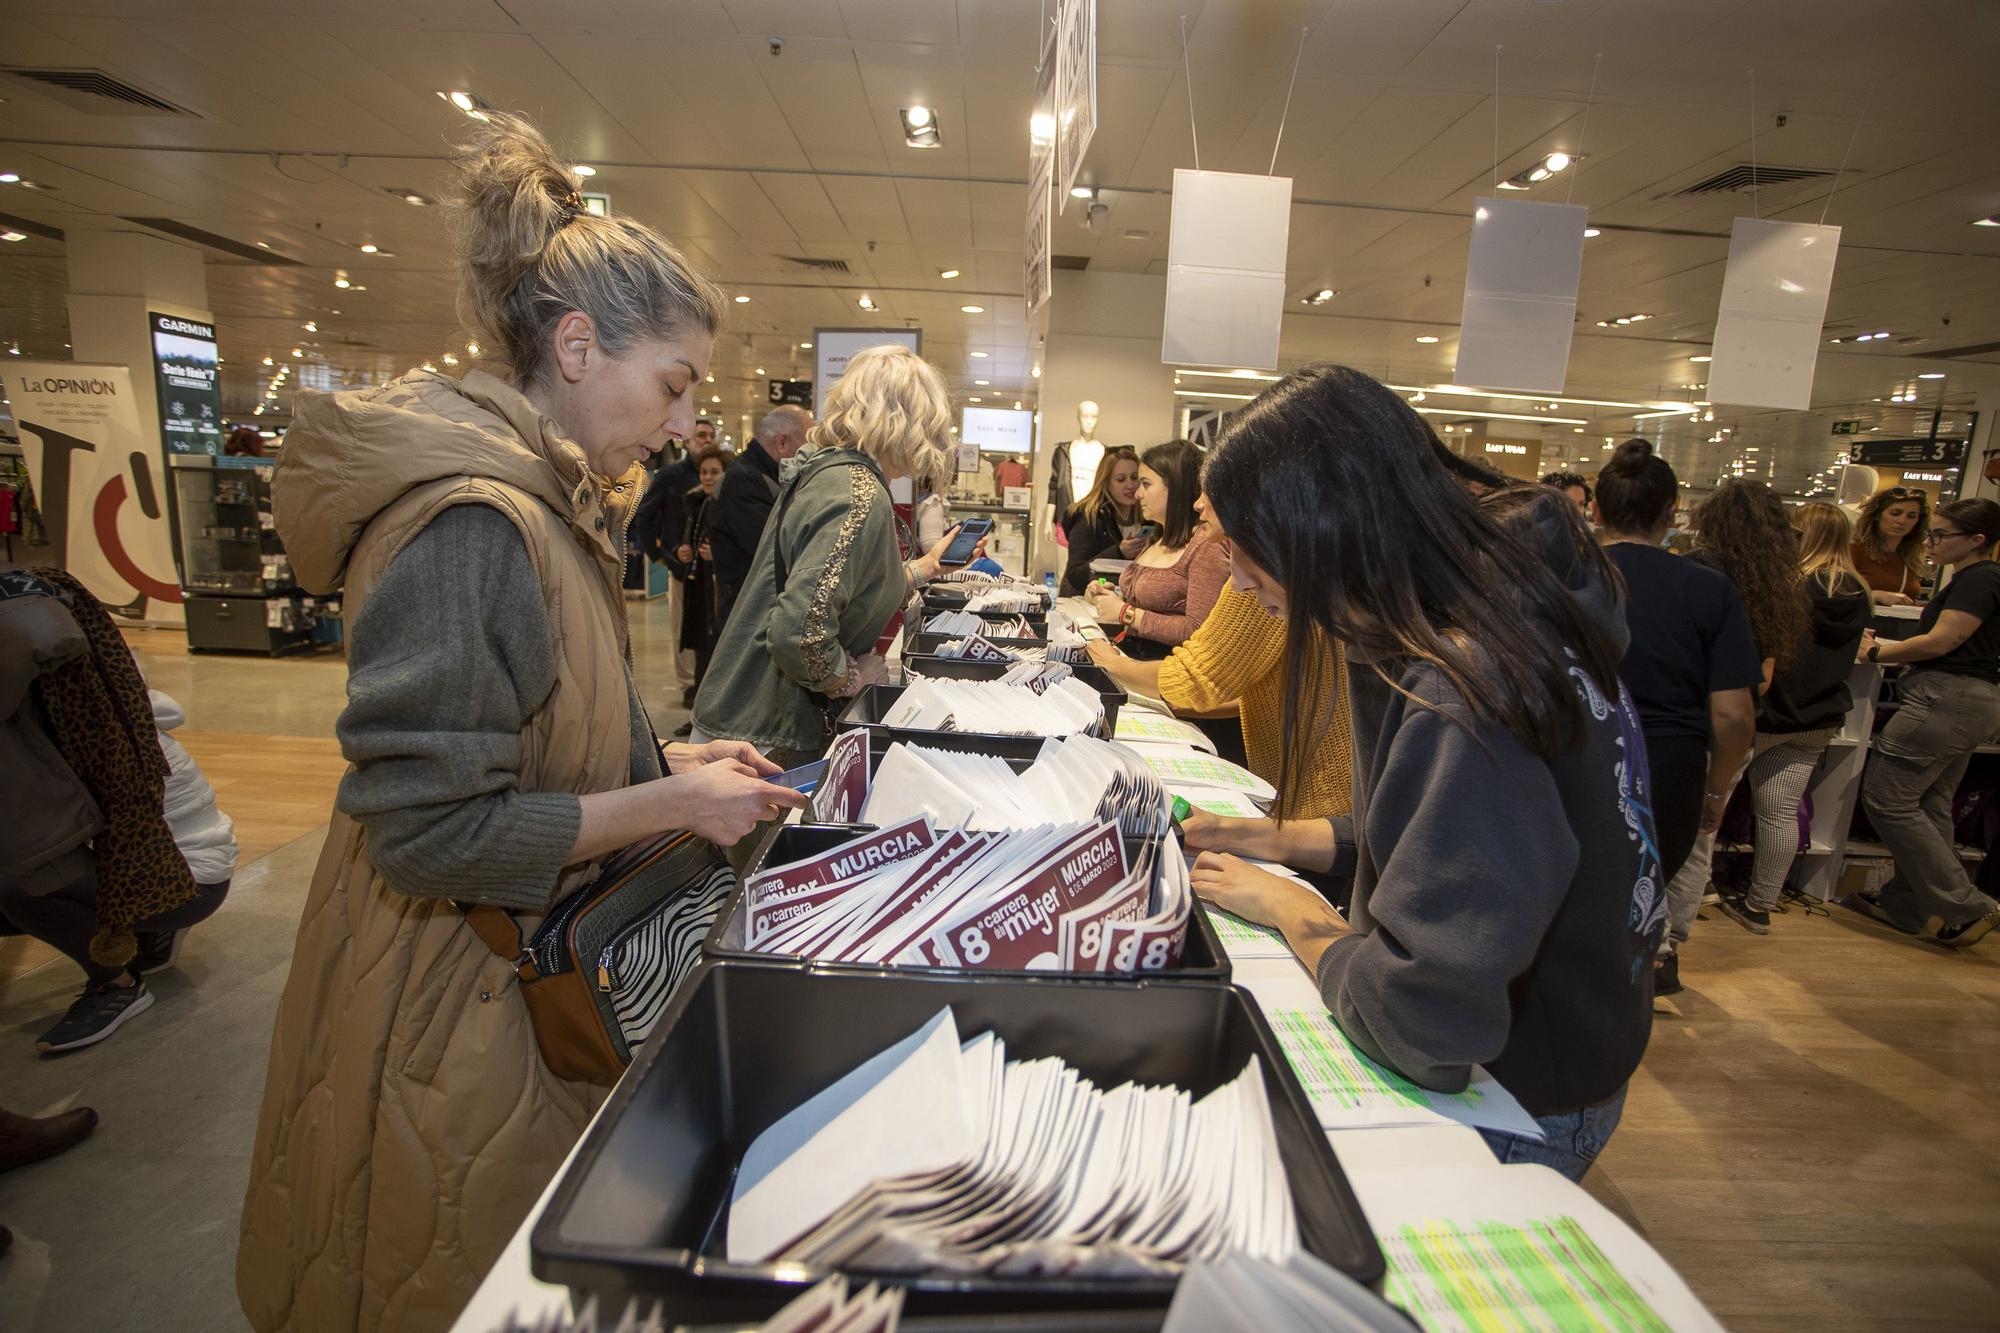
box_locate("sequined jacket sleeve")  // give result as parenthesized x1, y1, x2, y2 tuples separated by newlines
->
(766, 463, 897, 694)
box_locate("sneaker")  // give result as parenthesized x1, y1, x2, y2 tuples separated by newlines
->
(1836, 892, 1922, 936)
(1935, 907, 2000, 950)
(129, 927, 184, 976)
(1717, 892, 1771, 935)
(1654, 951, 1683, 997)
(36, 980, 155, 1054)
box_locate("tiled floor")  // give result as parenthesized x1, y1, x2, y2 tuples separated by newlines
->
(3, 595, 1998, 1332)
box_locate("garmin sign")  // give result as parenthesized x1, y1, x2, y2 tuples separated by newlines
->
(149, 309, 222, 456)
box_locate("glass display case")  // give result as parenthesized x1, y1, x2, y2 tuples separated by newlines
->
(170, 454, 318, 654)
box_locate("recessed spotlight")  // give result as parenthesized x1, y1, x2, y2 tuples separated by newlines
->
(734, 294, 751, 304)
(1583, 228, 1601, 238)
(422, 361, 437, 372)
(0, 173, 16, 184)
(572, 164, 597, 178)
(1070, 185, 1095, 200)
(961, 304, 985, 314)
(939, 268, 960, 279)
(857, 294, 876, 311)
(1032, 365, 1041, 378)
(974, 379, 989, 386)
(1496, 179, 1530, 191)
(261, 356, 274, 367)
(1302, 287, 1337, 306)
(302, 321, 317, 332)
(799, 341, 812, 350)
(1415, 335, 1440, 344)
(1544, 152, 1572, 173)
(1689, 355, 1712, 363)
(0, 230, 23, 243)
(1918, 371, 1946, 380)
(358, 243, 380, 254)
(1973, 214, 2000, 227)
(754, 367, 765, 376)
(334, 275, 351, 289)
(969, 350, 988, 358)
(290, 348, 303, 358)
(437, 89, 491, 119)
(711, 394, 722, 403)
(899, 106, 942, 148)
(968, 396, 982, 403)
(1030, 111, 1056, 141)
(1014, 401, 1023, 409)
(467, 341, 481, 356)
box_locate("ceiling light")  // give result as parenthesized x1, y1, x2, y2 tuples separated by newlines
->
(711, 394, 721, 403)
(1973, 214, 2000, 227)
(422, 361, 437, 372)
(261, 356, 274, 366)
(799, 342, 812, 350)
(899, 106, 942, 149)
(0, 173, 17, 184)
(969, 350, 988, 358)
(400, 191, 429, 206)
(734, 294, 750, 304)
(939, 269, 960, 279)
(1918, 371, 1946, 379)
(857, 294, 876, 311)
(437, 90, 491, 119)
(968, 396, 982, 403)
(1029, 111, 1056, 141)
(974, 379, 989, 386)
(754, 367, 765, 376)
(1496, 179, 1530, 191)
(358, 243, 380, 255)
(1303, 287, 1337, 306)
(302, 321, 317, 332)
(572, 164, 597, 178)
(1526, 166, 1551, 183)
(1415, 335, 1440, 344)
(1544, 152, 1572, 173)
(1013, 401, 1022, 410)
(705, 374, 714, 383)
(467, 341, 480, 356)
(441, 352, 458, 366)
(290, 348, 303, 358)
(1070, 185, 1095, 200)
(1583, 228, 1600, 238)
(961, 304, 985, 314)
(0, 230, 24, 243)
(1689, 354, 1711, 363)
(255, 241, 271, 248)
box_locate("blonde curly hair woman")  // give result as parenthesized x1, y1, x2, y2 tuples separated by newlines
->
(692, 342, 965, 765)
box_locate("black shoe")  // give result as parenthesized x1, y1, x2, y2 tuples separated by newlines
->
(1936, 907, 2000, 950)
(1717, 892, 1771, 935)
(36, 980, 154, 1054)
(1654, 951, 1683, 997)
(671, 720, 694, 739)
(129, 927, 184, 976)
(1836, 892, 1922, 936)
(681, 687, 697, 708)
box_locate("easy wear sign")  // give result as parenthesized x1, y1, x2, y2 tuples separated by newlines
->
(5, 361, 184, 622)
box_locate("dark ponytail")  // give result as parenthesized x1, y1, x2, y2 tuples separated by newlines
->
(1594, 439, 1678, 534)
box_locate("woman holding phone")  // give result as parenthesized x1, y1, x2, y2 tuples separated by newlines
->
(1060, 445, 1144, 595)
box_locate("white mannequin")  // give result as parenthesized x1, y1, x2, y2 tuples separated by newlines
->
(1047, 400, 1105, 542)
(1837, 462, 1880, 522)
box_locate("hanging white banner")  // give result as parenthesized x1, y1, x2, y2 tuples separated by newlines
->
(1454, 197, 1589, 394)
(1054, 0, 1097, 207)
(3, 361, 184, 623)
(1706, 218, 1841, 411)
(1162, 168, 1293, 371)
(1025, 18, 1058, 316)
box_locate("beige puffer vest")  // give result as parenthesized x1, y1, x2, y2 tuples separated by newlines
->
(237, 370, 643, 1333)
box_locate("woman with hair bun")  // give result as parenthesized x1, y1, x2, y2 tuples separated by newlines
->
(238, 111, 806, 1332)
(1593, 441, 1760, 995)
(1849, 497, 2000, 948)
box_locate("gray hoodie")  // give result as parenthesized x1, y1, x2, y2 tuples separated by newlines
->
(1317, 507, 1663, 1117)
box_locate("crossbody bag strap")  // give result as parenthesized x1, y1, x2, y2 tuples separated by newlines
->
(464, 903, 531, 970)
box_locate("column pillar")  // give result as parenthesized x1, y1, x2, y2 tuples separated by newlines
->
(1028, 270, 1177, 580)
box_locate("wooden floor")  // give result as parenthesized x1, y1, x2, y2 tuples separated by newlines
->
(4, 611, 1998, 1330)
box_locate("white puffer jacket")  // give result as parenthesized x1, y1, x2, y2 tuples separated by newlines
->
(150, 690, 238, 885)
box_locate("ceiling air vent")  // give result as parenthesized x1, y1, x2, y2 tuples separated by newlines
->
(1672, 163, 1835, 197)
(1052, 254, 1090, 271)
(0, 67, 192, 116)
(778, 255, 852, 274)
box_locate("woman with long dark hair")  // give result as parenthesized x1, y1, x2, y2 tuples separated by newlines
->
(1715, 503, 1872, 933)
(1848, 498, 2000, 948)
(1658, 478, 1810, 965)
(1592, 443, 1760, 994)
(1059, 445, 1143, 595)
(1190, 365, 1662, 1181)
(1851, 486, 1929, 606)
(1085, 439, 1228, 658)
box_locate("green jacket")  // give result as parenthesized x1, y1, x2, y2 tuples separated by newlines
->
(692, 445, 908, 753)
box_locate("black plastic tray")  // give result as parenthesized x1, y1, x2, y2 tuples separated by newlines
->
(900, 658, 1125, 729)
(905, 630, 1049, 657)
(530, 963, 1384, 1322)
(922, 586, 1055, 613)
(836, 684, 1109, 759)
(704, 823, 1228, 983)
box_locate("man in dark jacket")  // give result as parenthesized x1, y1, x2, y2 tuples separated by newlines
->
(708, 404, 812, 629)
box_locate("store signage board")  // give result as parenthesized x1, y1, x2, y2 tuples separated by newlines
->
(768, 378, 812, 408)
(1162, 168, 1292, 371)
(1054, 0, 1096, 206)
(963, 406, 1035, 453)
(813, 328, 922, 398)
(581, 192, 610, 217)
(4, 361, 183, 623)
(955, 439, 980, 473)
(1706, 218, 1841, 411)
(1454, 198, 1588, 395)
(149, 311, 222, 457)
(1848, 437, 1967, 466)
(1025, 18, 1057, 316)
(1831, 420, 1861, 435)
(1003, 485, 1033, 510)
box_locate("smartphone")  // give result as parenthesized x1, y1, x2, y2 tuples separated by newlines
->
(939, 517, 995, 567)
(773, 758, 829, 794)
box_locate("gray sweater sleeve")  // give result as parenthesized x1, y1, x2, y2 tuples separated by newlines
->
(335, 505, 583, 911)
(1314, 689, 1578, 1093)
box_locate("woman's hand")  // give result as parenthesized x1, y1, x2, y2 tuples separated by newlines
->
(1088, 587, 1127, 623)
(910, 525, 963, 584)
(1179, 809, 1237, 854)
(675, 543, 694, 565)
(1083, 638, 1123, 670)
(698, 539, 713, 562)
(1118, 532, 1150, 558)
(1871, 590, 1913, 607)
(828, 652, 891, 699)
(1857, 628, 1878, 664)
(1698, 789, 1731, 835)
(1190, 851, 1350, 970)
(662, 738, 783, 776)
(673, 760, 809, 846)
